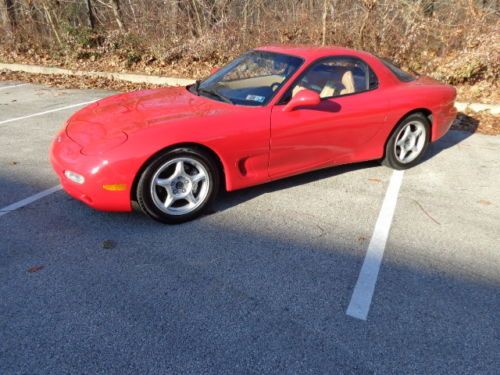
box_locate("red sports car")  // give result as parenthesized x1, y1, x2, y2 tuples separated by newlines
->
(50, 45, 457, 223)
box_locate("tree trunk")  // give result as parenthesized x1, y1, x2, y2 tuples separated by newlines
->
(0, 3, 9, 31)
(166, 0, 178, 34)
(27, 0, 44, 36)
(358, 0, 377, 48)
(3, 0, 17, 30)
(189, 0, 203, 37)
(110, 0, 126, 32)
(321, 0, 328, 46)
(43, 2, 62, 47)
(422, 0, 435, 17)
(128, 0, 137, 25)
(86, 0, 96, 29)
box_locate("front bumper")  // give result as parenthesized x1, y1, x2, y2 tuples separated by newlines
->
(50, 131, 132, 212)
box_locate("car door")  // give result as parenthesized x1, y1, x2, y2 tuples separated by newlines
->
(269, 56, 388, 179)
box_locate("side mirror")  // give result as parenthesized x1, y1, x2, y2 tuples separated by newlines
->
(283, 89, 321, 112)
(211, 67, 220, 75)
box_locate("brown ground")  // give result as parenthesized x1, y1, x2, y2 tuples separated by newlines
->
(1, 48, 498, 105)
(0, 69, 161, 92)
(1, 70, 498, 136)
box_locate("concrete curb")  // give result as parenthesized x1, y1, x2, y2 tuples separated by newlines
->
(454, 101, 500, 116)
(0, 62, 194, 87)
(1, 62, 499, 115)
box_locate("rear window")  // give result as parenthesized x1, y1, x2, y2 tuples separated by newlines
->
(380, 58, 416, 82)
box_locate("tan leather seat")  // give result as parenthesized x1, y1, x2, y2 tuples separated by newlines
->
(320, 81, 335, 98)
(292, 85, 305, 97)
(293, 69, 356, 98)
(320, 70, 355, 98)
(340, 71, 355, 95)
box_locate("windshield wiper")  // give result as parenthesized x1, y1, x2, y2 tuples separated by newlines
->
(198, 87, 233, 104)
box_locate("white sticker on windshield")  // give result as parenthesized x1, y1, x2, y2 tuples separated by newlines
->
(246, 94, 265, 103)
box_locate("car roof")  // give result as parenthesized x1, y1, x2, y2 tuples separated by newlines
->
(255, 45, 376, 61)
(254, 45, 403, 90)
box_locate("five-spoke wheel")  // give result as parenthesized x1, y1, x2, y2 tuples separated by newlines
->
(383, 113, 430, 170)
(151, 158, 209, 216)
(136, 114, 430, 223)
(137, 148, 219, 223)
(394, 120, 426, 164)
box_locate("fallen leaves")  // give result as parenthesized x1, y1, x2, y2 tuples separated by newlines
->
(0, 70, 161, 92)
(478, 199, 492, 206)
(27, 265, 45, 273)
(451, 111, 500, 136)
(102, 240, 117, 249)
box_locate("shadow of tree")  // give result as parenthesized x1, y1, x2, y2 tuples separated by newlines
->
(0, 177, 498, 374)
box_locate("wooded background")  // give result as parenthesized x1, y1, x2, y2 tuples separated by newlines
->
(0, 0, 498, 86)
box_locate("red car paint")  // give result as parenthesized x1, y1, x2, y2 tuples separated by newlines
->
(50, 46, 457, 212)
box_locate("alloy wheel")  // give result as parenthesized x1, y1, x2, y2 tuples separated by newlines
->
(150, 157, 210, 215)
(393, 120, 427, 164)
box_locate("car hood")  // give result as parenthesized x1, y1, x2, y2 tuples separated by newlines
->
(66, 86, 231, 149)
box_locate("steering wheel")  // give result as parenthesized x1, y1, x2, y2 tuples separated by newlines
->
(270, 82, 280, 92)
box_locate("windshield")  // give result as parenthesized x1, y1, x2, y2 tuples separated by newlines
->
(192, 51, 304, 106)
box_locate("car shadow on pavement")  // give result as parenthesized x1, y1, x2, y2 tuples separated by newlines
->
(1, 190, 499, 374)
(215, 127, 474, 214)
(420, 111, 479, 163)
(214, 160, 380, 214)
(421, 128, 475, 164)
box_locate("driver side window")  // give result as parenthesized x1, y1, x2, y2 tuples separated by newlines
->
(289, 56, 378, 100)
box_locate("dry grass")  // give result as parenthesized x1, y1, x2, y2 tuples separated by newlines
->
(0, 1, 498, 94)
(0, 69, 161, 92)
(1, 1, 499, 132)
(451, 111, 500, 136)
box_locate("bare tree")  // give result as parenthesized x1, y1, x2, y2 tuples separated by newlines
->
(42, 1, 62, 46)
(422, 0, 435, 17)
(110, 0, 126, 32)
(358, 0, 377, 47)
(0, 0, 496, 89)
(168, 0, 179, 33)
(3, 0, 17, 31)
(321, 0, 328, 46)
(86, 0, 96, 29)
(26, 0, 44, 35)
(0, 3, 9, 31)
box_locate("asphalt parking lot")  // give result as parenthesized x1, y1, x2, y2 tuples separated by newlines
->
(1, 81, 499, 374)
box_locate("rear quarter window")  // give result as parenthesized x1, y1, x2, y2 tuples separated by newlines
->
(380, 58, 416, 82)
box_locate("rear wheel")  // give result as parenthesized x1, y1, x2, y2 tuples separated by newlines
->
(137, 148, 220, 224)
(382, 113, 430, 170)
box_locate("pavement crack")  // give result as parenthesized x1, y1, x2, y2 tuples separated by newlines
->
(413, 199, 441, 225)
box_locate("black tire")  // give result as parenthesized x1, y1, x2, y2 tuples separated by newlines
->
(382, 113, 431, 170)
(136, 147, 220, 224)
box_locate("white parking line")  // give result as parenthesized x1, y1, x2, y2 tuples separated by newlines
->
(346, 170, 404, 320)
(0, 83, 28, 91)
(0, 99, 98, 125)
(0, 185, 62, 218)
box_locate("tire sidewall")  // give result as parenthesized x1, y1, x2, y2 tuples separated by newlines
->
(137, 148, 219, 224)
(384, 113, 431, 170)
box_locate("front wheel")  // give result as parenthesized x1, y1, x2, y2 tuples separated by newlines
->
(136, 148, 220, 224)
(382, 113, 431, 170)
